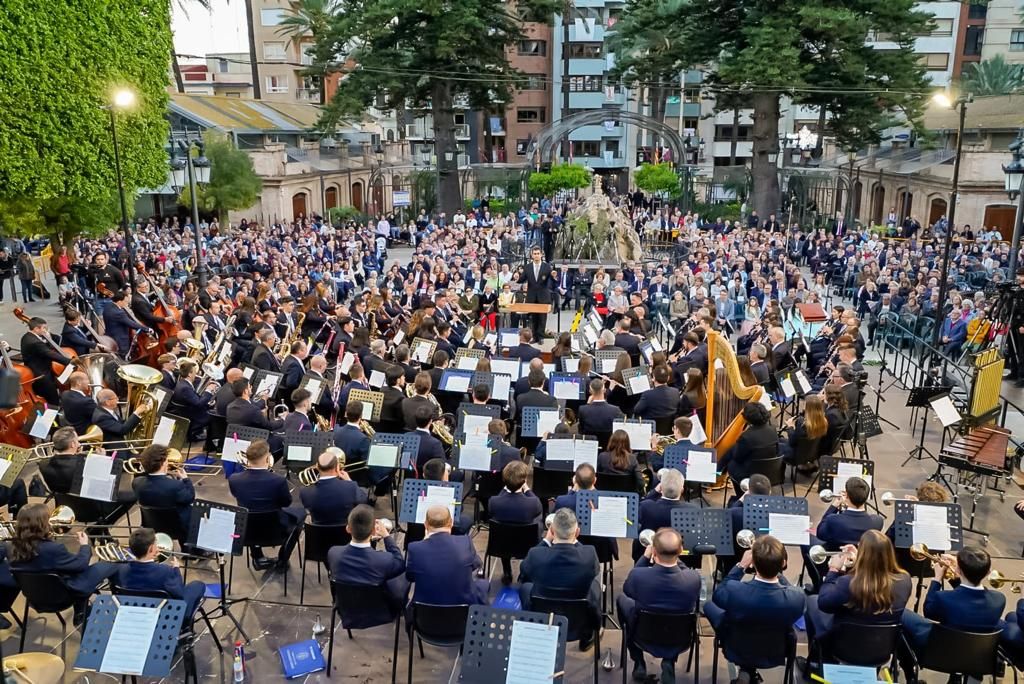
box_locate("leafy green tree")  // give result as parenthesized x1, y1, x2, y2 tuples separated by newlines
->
(634, 163, 680, 196)
(612, 0, 930, 216)
(529, 163, 590, 198)
(0, 0, 171, 239)
(310, 0, 560, 213)
(178, 134, 262, 223)
(961, 55, 1024, 96)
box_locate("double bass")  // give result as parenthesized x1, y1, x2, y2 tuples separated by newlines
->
(135, 265, 182, 351)
(0, 341, 41, 448)
(12, 307, 77, 381)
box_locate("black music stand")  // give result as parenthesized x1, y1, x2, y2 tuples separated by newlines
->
(222, 425, 270, 468)
(282, 429, 333, 474)
(459, 606, 569, 683)
(187, 500, 249, 645)
(74, 595, 187, 678)
(893, 500, 964, 609)
(439, 369, 475, 395)
(455, 403, 501, 441)
(398, 479, 463, 528)
(818, 457, 881, 516)
(741, 495, 810, 546)
(0, 445, 30, 490)
(670, 507, 734, 557)
(904, 386, 950, 466)
(574, 490, 640, 539)
(373, 432, 421, 470)
(521, 406, 561, 438)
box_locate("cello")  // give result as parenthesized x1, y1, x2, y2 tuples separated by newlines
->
(135, 264, 182, 350)
(12, 307, 77, 381)
(0, 341, 41, 448)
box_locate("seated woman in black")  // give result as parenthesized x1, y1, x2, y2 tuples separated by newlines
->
(596, 429, 644, 492)
(823, 384, 851, 452)
(7, 503, 118, 626)
(677, 367, 707, 427)
(780, 394, 829, 470)
(803, 530, 911, 671)
(718, 402, 778, 496)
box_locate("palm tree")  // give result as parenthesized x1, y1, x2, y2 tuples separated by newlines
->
(276, 0, 339, 104)
(960, 54, 1024, 96)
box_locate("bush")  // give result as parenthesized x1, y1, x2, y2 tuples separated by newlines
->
(327, 206, 367, 225)
(634, 163, 680, 196)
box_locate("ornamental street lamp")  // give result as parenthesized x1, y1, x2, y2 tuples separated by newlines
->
(171, 136, 212, 287)
(107, 88, 137, 288)
(1004, 129, 1024, 274)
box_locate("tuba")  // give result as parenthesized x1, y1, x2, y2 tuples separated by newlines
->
(116, 364, 164, 453)
(73, 352, 119, 392)
(187, 318, 209, 359)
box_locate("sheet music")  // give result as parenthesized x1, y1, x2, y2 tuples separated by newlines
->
(505, 620, 559, 684)
(613, 420, 652, 451)
(688, 414, 707, 445)
(542, 363, 555, 377)
(242, 366, 255, 379)
(930, 395, 961, 428)
(0, 459, 11, 483)
(491, 359, 521, 380)
(795, 371, 812, 395)
(456, 356, 478, 370)
(368, 370, 385, 388)
(913, 504, 951, 550)
(368, 443, 399, 468)
(57, 362, 75, 385)
(573, 440, 598, 472)
(461, 413, 491, 437)
(458, 434, 492, 471)
(599, 358, 618, 374)
(305, 378, 323, 401)
(779, 377, 796, 399)
(360, 401, 374, 421)
(415, 485, 455, 524)
(553, 379, 579, 400)
(255, 374, 279, 398)
(583, 326, 598, 346)
(152, 416, 175, 447)
(334, 352, 354, 375)
(685, 450, 718, 483)
(545, 438, 575, 464)
(535, 409, 560, 436)
(100, 604, 162, 674)
(768, 513, 810, 545)
(29, 408, 58, 439)
(570, 335, 581, 352)
(221, 438, 251, 463)
(563, 357, 580, 373)
(80, 472, 116, 502)
(499, 331, 519, 348)
(757, 391, 774, 411)
(393, 330, 406, 346)
(289, 445, 312, 463)
(83, 454, 113, 481)
(443, 373, 471, 393)
(822, 664, 885, 684)
(197, 507, 236, 554)
(590, 496, 628, 538)
(483, 332, 497, 348)
(492, 374, 511, 401)
(627, 373, 651, 395)
(834, 462, 871, 495)
(149, 386, 168, 409)
(650, 337, 662, 352)
(412, 342, 432, 363)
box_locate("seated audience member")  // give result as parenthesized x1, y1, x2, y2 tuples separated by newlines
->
(618, 528, 701, 682)
(327, 504, 409, 622)
(405, 504, 489, 606)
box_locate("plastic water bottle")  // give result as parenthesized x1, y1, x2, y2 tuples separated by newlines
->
(233, 656, 244, 682)
(699, 575, 708, 605)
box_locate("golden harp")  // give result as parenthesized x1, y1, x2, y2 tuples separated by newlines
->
(704, 329, 765, 455)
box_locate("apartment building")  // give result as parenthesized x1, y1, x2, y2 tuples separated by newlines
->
(504, 22, 554, 164)
(249, 0, 338, 103)
(979, 0, 1024, 67)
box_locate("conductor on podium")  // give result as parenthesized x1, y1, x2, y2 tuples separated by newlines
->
(523, 246, 553, 341)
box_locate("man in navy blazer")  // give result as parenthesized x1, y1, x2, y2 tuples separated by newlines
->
(102, 291, 148, 358)
(131, 444, 196, 537)
(333, 401, 373, 473)
(618, 528, 701, 682)
(814, 477, 883, 549)
(115, 527, 205, 618)
(703, 535, 805, 680)
(60, 372, 97, 435)
(518, 508, 601, 645)
(488, 461, 543, 580)
(228, 439, 304, 570)
(633, 468, 693, 560)
(901, 546, 1005, 656)
(507, 329, 542, 362)
(412, 406, 447, 473)
(514, 358, 546, 399)
(633, 365, 681, 421)
(406, 504, 489, 606)
(225, 377, 286, 452)
(577, 379, 625, 437)
(328, 505, 408, 625)
(939, 308, 968, 357)
(554, 463, 597, 512)
(488, 420, 522, 472)
(299, 448, 368, 527)
(279, 340, 307, 405)
(170, 359, 216, 441)
(283, 388, 315, 435)
(93, 388, 147, 453)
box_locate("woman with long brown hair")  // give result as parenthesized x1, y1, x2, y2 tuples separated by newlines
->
(803, 530, 911, 666)
(677, 368, 707, 424)
(7, 503, 118, 626)
(597, 429, 644, 492)
(780, 394, 829, 469)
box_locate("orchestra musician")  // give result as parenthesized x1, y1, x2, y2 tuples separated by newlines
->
(215, 368, 245, 416)
(379, 366, 407, 433)
(132, 444, 196, 536)
(283, 388, 313, 433)
(749, 344, 771, 385)
(171, 359, 217, 442)
(88, 253, 125, 316)
(60, 372, 98, 435)
(406, 504, 489, 607)
(507, 329, 541, 363)
(114, 527, 206, 619)
(20, 316, 73, 405)
(298, 448, 368, 526)
(251, 329, 281, 372)
(487, 461, 543, 581)
(62, 309, 110, 355)
(92, 388, 149, 452)
(280, 341, 308, 403)
(401, 372, 440, 431)
(103, 291, 149, 359)
(411, 406, 446, 473)
(157, 353, 177, 391)
(633, 468, 692, 561)
(131, 278, 173, 332)
(333, 401, 371, 472)
(327, 505, 408, 622)
(577, 378, 625, 437)
(718, 403, 778, 496)
(803, 476, 883, 590)
(225, 378, 284, 452)
(553, 463, 597, 512)
(633, 365, 680, 421)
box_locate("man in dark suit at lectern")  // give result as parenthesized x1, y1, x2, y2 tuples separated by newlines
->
(523, 246, 553, 342)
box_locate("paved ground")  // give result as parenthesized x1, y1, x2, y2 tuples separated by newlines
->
(2, 254, 1024, 682)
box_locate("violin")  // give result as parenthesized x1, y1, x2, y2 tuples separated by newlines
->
(12, 307, 77, 380)
(0, 341, 39, 448)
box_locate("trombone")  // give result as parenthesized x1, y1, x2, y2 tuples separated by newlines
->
(297, 460, 368, 486)
(93, 532, 203, 563)
(987, 570, 1024, 593)
(122, 448, 223, 476)
(47, 506, 135, 536)
(909, 543, 958, 581)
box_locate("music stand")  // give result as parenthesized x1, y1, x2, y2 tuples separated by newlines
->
(453, 436, 499, 473)
(348, 389, 385, 422)
(904, 386, 949, 466)
(741, 495, 810, 546)
(892, 501, 963, 552)
(74, 595, 187, 678)
(373, 432, 421, 470)
(251, 369, 284, 400)
(548, 372, 585, 401)
(298, 373, 327, 404)
(148, 384, 173, 415)
(594, 350, 623, 375)
(453, 347, 486, 370)
(410, 337, 437, 364)
(459, 606, 569, 683)
(540, 436, 598, 473)
(71, 453, 125, 506)
(611, 418, 655, 452)
(574, 490, 640, 539)
(456, 403, 501, 440)
(398, 479, 463, 524)
(521, 406, 561, 438)
(187, 500, 249, 644)
(282, 429, 333, 473)
(0, 444, 31, 489)
(470, 371, 512, 403)
(222, 425, 270, 467)
(818, 457, 881, 515)
(670, 507, 735, 556)
(621, 367, 653, 396)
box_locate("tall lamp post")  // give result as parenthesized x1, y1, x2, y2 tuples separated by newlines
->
(929, 91, 973, 353)
(107, 88, 138, 289)
(1003, 129, 1024, 275)
(171, 136, 212, 287)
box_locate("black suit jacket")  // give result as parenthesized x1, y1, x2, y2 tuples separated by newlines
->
(20, 332, 68, 378)
(92, 406, 141, 451)
(413, 429, 447, 472)
(750, 361, 771, 385)
(102, 305, 144, 354)
(577, 401, 624, 435)
(299, 477, 367, 526)
(633, 385, 681, 420)
(402, 395, 439, 431)
(281, 356, 305, 393)
(225, 397, 284, 432)
(60, 324, 98, 356)
(60, 390, 97, 435)
(379, 386, 406, 432)
(723, 424, 779, 480)
(519, 542, 600, 607)
(39, 454, 80, 494)
(251, 343, 281, 372)
(523, 261, 554, 304)
(508, 344, 541, 362)
(515, 388, 559, 423)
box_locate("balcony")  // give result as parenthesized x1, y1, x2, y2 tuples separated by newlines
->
(405, 124, 426, 139)
(568, 58, 607, 75)
(296, 88, 317, 102)
(568, 21, 604, 42)
(454, 123, 470, 139)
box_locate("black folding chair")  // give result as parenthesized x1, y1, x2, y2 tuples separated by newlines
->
(328, 580, 402, 683)
(483, 521, 540, 578)
(907, 624, 1003, 682)
(231, 510, 291, 595)
(824, 622, 899, 671)
(406, 602, 469, 683)
(785, 436, 822, 495)
(531, 596, 601, 682)
(12, 571, 78, 653)
(711, 622, 796, 684)
(140, 505, 188, 544)
(579, 534, 619, 621)
(597, 472, 641, 494)
(619, 610, 699, 684)
(300, 523, 351, 605)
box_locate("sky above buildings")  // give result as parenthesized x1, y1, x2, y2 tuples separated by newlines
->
(171, 0, 248, 62)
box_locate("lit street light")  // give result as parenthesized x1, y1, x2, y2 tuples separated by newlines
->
(107, 88, 138, 289)
(170, 135, 212, 287)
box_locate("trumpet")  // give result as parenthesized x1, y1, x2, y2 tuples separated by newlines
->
(819, 489, 847, 509)
(987, 570, 1024, 593)
(880, 492, 919, 506)
(909, 543, 958, 581)
(47, 506, 134, 536)
(739, 478, 750, 493)
(736, 529, 755, 549)
(808, 544, 856, 569)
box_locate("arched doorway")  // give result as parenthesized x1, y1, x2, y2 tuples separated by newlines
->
(371, 179, 385, 216)
(325, 186, 338, 210)
(984, 204, 1016, 239)
(352, 182, 364, 212)
(897, 189, 913, 223)
(928, 197, 948, 228)
(292, 192, 308, 220)
(852, 181, 863, 221)
(870, 185, 885, 226)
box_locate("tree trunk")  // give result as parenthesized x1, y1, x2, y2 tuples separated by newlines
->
(750, 91, 781, 218)
(432, 80, 462, 213)
(811, 104, 826, 164)
(245, 0, 262, 99)
(729, 108, 739, 166)
(172, 50, 185, 93)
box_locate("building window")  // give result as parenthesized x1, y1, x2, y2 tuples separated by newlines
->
(217, 59, 229, 73)
(968, 3, 987, 19)
(918, 53, 949, 71)
(568, 43, 603, 58)
(266, 75, 289, 93)
(569, 75, 603, 92)
(606, 7, 621, 27)
(683, 88, 700, 103)
(571, 141, 601, 157)
(260, 8, 287, 26)
(1012, 30, 1024, 52)
(714, 125, 752, 141)
(605, 140, 620, 156)
(964, 26, 984, 56)
(518, 40, 546, 56)
(263, 42, 286, 61)
(516, 139, 530, 155)
(519, 74, 547, 90)
(517, 108, 546, 123)
(927, 18, 954, 36)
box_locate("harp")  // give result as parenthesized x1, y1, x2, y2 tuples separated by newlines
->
(704, 329, 764, 454)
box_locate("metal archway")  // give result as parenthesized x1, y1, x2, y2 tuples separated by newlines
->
(527, 110, 689, 168)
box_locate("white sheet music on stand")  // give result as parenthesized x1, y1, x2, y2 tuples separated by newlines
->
(255, 374, 279, 398)
(415, 485, 455, 524)
(368, 443, 400, 468)
(197, 507, 235, 554)
(685, 451, 718, 483)
(563, 357, 580, 373)
(834, 462, 871, 495)
(458, 435, 492, 471)
(613, 420, 652, 451)
(338, 352, 356, 375)
(505, 620, 559, 684)
(289, 445, 312, 463)
(456, 356, 478, 371)
(484, 332, 497, 348)
(553, 380, 578, 400)
(795, 371, 812, 395)
(768, 513, 810, 545)
(688, 415, 707, 445)
(360, 401, 374, 421)
(368, 370, 386, 388)
(572, 440, 598, 472)
(499, 331, 520, 348)
(627, 373, 651, 395)
(0, 460, 11, 482)
(152, 417, 175, 447)
(590, 496, 628, 538)
(305, 378, 323, 401)
(100, 604, 162, 675)
(913, 504, 951, 550)
(930, 395, 961, 428)
(599, 358, 617, 374)
(535, 409, 560, 437)
(490, 359, 520, 380)
(492, 374, 512, 400)
(57, 363, 75, 385)
(443, 373, 471, 393)
(81, 454, 115, 502)
(758, 391, 774, 411)
(779, 377, 796, 399)
(221, 438, 251, 463)
(30, 408, 59, 439)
